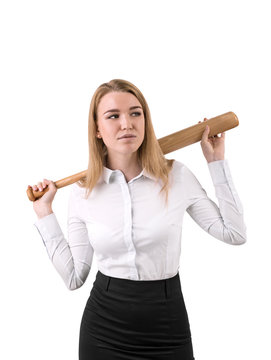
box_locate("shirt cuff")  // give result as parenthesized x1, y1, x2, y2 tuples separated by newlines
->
(207, 159, 231, 185)
(34, 212, 64, 245)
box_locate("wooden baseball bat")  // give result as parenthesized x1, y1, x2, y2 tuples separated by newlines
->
(27, 111, 238, 201)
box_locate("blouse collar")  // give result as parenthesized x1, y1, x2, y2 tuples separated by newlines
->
(102, 166, 156, 184)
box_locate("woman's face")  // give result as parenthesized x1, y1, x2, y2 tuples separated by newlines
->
(96, 91, 145, 159)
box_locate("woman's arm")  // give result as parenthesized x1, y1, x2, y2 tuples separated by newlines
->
(185, 118, 246, 245)
(33, 183, 94, 290)
(185, 160, 247, 245)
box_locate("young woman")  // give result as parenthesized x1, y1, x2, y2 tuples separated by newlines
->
(30, 79, 247, 359)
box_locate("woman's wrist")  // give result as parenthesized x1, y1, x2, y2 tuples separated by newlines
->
(36, 207, 53, 220)
(207, 156, 224, 163)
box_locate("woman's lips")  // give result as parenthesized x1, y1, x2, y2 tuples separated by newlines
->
(118, 135, 136, 139)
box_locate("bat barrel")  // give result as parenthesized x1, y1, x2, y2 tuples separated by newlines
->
(158, 111, 238, 154)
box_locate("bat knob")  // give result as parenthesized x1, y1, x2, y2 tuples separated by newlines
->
(26, 187, 36, 201)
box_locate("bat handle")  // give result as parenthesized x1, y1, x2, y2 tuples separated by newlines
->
(26, 184, 52, 202)
(27, 170, 87, 201)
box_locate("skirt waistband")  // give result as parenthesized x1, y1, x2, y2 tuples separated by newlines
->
(93, 270, 182, 299)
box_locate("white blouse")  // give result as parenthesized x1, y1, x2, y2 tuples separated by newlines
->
(34, 159, 247, 290)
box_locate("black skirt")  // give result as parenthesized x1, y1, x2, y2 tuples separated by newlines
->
(79, 270, 195, 360)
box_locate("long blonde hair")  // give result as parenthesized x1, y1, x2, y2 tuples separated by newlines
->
(78, 79, 174, 205)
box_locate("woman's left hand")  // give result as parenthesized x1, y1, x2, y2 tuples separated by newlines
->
(199, 118, 225, 163)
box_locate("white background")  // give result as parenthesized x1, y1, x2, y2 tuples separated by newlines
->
(1, 0, 270, 359)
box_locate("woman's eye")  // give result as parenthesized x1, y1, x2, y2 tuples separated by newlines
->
(108, 112, 141, 119)
(108, 114, 119, 119)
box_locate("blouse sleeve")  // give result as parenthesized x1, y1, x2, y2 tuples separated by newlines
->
(185, 159, 247, 245)
(33, 183, 94, 290)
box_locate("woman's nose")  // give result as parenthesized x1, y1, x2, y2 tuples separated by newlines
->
(120, 114, 133, 129)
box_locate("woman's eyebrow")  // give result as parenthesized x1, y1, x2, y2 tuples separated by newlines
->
(103, 106, 142, 115)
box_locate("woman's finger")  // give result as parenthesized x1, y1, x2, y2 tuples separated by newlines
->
(202, 125, 210, 141)
(33, 181, 44, 191)
(35, 182, 42, 191)
(42, 179, 49, 188)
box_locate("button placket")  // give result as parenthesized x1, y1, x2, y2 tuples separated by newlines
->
(120, 179, 138, 280)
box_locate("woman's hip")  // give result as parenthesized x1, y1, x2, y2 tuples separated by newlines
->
(80, 270, 192, 349)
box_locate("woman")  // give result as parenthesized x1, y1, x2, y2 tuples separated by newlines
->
(30, 79, 247, 359)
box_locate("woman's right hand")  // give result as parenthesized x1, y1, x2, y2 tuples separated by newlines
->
(28, 179, 57, 219)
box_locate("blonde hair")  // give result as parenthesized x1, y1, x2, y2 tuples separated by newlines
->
(78, 79, 174, 206)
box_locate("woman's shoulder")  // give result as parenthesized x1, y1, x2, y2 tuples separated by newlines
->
(171, 159, 187, 173)
(170, 159, 195, 182)
(171, 159, 185, 169)
(70, 181, 88, 199)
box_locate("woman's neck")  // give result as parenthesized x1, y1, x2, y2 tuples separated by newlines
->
(105, 153, 142, 182)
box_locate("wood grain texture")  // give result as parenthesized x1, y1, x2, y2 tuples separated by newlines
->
(158, 111, 238, 153)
